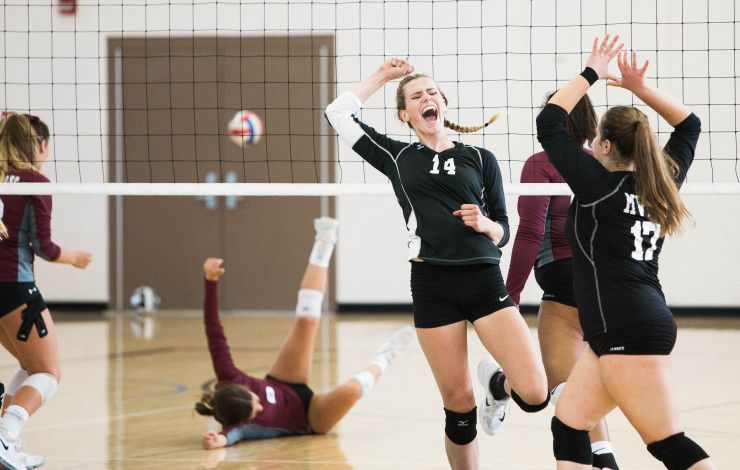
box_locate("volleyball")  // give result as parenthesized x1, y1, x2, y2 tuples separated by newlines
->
(228, 110, 263, 146)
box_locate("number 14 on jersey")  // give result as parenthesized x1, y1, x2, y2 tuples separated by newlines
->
(430, 155, 456, 175)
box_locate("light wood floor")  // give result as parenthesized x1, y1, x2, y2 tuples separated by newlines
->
(1, 312, 737, 469)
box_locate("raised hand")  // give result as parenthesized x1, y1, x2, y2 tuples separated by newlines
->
(607, 50, 649, 94)
(203, 258, 225, 281)
(584, 35, 623, 80)
(377, 57, 415, 81)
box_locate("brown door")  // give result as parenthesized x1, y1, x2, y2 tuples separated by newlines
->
(109, 36, 335, 310)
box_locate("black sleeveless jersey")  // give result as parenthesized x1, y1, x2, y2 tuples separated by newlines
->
(537, 103, 700, 338)
(326, 91, 509, 266)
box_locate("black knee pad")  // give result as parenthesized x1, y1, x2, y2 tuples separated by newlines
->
(444, 407, 477, 445)
(647, 432, 709, 470)
(551, 416, 592, 465)
(512, 390, 549, 413)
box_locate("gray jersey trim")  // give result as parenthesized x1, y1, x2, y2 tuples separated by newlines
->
(590, 205, 607, 333)
(573, 177, 626, 334)
(580, 176, 627, 207)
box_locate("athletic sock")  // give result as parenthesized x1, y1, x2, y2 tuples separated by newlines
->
(309, 240, 335, 268)
(0, 405, 29, 442)
(352, 371, 376, 397)
(592, 441, 618, 469)
(489, 370, 509, 400)
(309, 217, 338, 267)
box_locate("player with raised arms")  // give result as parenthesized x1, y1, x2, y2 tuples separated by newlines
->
(326, 59, 549, 469)
(537, 36, 715, 469)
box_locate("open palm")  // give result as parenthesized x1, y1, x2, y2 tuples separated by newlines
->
(608, 51, 650, 94)
(584, 35, 623, 79)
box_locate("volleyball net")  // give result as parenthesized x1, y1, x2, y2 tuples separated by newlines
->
(1, 0, 739, 195)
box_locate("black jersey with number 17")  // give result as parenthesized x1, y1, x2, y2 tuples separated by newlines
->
(326, 91, 510, 266)
(537, 103, 701, 339)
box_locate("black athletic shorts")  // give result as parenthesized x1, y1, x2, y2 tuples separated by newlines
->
(588, 315, 677, 356)
(534, 258, 576, 308)
(0, 282, 46, 318)
(265, 375, 314, 415)
(0, 282, 49, 341)
(410, 262, 516, 328)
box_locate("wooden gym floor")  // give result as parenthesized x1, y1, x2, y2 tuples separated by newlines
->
(1, 312, 738, 469)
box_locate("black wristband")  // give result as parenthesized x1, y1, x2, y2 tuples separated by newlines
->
(579, 67, 599, 86)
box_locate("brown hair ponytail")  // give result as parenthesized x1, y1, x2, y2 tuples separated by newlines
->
(600, 106, 690, 236)
(194, 384, 254, 427)
(194, 391, 216, 417)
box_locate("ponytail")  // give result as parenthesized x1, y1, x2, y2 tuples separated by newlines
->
(601, 107, 691, 236)
(194, 384, 254, 427)
(444, 113, 500, 134)
(194, 391, 216, 417)
(631, 118, 690, 236)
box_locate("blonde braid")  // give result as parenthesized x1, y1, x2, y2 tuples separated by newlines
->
(444, 113, 500, 133)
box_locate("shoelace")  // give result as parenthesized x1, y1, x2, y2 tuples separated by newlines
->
(14, 438, 23, 451)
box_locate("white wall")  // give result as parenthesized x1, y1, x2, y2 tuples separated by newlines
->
(1, 0, 738, 306)
(338, 194, 740, 307)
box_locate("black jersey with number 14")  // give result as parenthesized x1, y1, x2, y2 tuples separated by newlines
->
(537, 103, 701, 339)
(326, 91, 509, 266)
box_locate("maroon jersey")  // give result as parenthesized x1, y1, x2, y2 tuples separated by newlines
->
(505, 151, 579, 305)
(0, 169, 61, 282)
(203, 280, 311, 445)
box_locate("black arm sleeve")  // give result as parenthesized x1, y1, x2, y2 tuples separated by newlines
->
(324, 91, 409, 177)
(480, 147, 510, 247)
(352, 118, 410, 176)
(663, 113, 701, 185)
(536, 103, 611, 203)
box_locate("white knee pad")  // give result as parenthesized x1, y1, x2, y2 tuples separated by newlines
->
(22, 372, 58, 405)
(295, 289, 324, 318)
(6, 369, 29, 396)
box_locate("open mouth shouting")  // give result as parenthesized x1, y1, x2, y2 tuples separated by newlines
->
(422, 104, 438, 123)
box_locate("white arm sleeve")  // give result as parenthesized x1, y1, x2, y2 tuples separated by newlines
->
(325, 91, 365, 148)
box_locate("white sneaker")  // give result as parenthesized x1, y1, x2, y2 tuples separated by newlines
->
(14, 439, 42, 469)
(375, 326, 415, 363)
(17, 452, 42, 470)
(314, 217, 339, 244)
(0, 432, 26, 470)
(476, 357, 509, 436)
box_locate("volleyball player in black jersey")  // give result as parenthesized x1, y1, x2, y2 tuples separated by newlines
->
(326, 59, 548, 469)
(537, 36, 715, 469)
